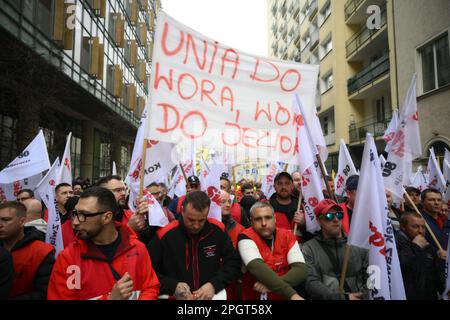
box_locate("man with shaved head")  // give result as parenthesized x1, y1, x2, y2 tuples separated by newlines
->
(23, 199, 47, 235)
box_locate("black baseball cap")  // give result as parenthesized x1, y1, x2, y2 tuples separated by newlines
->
(274, 172, 293, 183)
(187, 175, 200, 186)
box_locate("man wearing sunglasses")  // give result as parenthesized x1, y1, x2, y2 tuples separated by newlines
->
(302, 199, 369, 300)
(48, 187, 160, 300)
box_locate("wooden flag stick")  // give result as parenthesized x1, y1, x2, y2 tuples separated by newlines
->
(403, 190, 444, 251)
(179, 162, 191, 189)
(339, 245, 352, 293)
(316, 153, 340, 204)
(138, 139, 148, 200)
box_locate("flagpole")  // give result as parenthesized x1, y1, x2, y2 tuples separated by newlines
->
(339, 245, 351, 293)
(403, 190, 444, 251)
(179, 162, 191, 189)
(138, 139, 148, 200)
(293, 180, 303, 235)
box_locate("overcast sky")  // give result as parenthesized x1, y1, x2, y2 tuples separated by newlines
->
(162, 0, 268, 57)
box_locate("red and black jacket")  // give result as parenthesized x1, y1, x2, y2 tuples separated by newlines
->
(148, 218, 241, 296)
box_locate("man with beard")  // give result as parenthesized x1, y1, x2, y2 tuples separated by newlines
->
(47, 187, 160, 300)
(269, 172, 308, 242)
(96, 175, 148, 235)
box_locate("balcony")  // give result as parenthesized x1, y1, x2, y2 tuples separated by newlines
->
(308, 0, 318, 21)
(346, 6, 387, 59)
(271, 1, 277, 16)
(345, 0, 386, 24)
(281, 0, 287, 16)
(349, 118, 391, 144)
(310, 29, 319, 50)
(347, 54, 389, 96)
(271, 21, 278, 34)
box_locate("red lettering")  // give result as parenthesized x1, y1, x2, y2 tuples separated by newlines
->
(208, 41, 220, 74)
(161, 22, 184, 56)
(275, 102, 291, 126)
(201, 79, 217, 106)
(254, 101, 272, 122)
(221, 122, 241, 146)
(242, 128, 257, 148)
(183, 34, 208, 70)
(220, 86, 234, 111)
(250, 58, 280, 82)
(156, 103, 180, 133)
(221, 49, 239, 79)
(180, 110, 207, 139)
(280, 69, 302, 92)
(292, 113, 304, 127)
(154, 63, 174, 91)
(280, 136, 293, 154)
(256, 130, 276, 149)
(177, 73, 198, 100)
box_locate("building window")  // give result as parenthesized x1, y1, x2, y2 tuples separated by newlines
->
(71, 136, 82, 180)
(320, 34, 332, 59)
(120, 145, 131, 178)
(321, 71, 333, 93)
(319, 0, 331, 27)
(0, 115, 17, 169)
(419, 33, 450, 93)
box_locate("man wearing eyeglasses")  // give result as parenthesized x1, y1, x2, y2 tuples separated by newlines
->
(301, 199, 369, 300)
(47, 187, 160, 300)
(16, 189, 34, 203)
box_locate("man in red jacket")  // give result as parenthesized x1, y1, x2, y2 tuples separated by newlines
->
(47, 187, 160, 300)
(0, 201, 55, 300)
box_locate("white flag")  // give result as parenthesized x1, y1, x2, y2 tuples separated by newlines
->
(383, 74, 421, 199)
(294, 94, 321, 233)
(334, 139, 358, 197)
(203, 162, 222, 222)
(379, 154, 386, 169)
(427, 147, 446, 193)
(199, 157, 210, 192)
(384, 110, 399, 153)
(312, 112, 328, 163)
(0, 172, 45, 202)
(57, 132, 72, 185)
(445, 149, 450, 167)
(410, 166, 429, 192)
(142, 189, 169, 227)
(112, 161, 117, 175)
(0, 130, 50, 184)
(261, 162, 280, 199)
(35, 159, 64, 257)
(126, 104, 176, 211)
(348, 134, 406, 300)
(442, 160, 450, 207)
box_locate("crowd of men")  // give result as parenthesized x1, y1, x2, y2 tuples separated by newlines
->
(0, 171, 449, 300)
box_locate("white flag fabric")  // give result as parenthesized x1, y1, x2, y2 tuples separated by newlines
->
(0, 130, 50, 184)
(410, 166, 429, 192)
(142, 189, 169, 227)
(127, 104, 176, 211)
(57, 132, 73, 185)
(334, 139, 358, 197)
(261, 162, 280, 199)
(203, 162, 222, 222)
(443, 160, 450, 208)
(145, 11, 319, 164)
(383, 75, 421, 199)
(199, 157, 210, 191)
(445, 149, 450, 167)
(35, 159, 64, 257)
(379, 154, 386, 169)
(294, 94, 321, 233)
(112, 161, 117, 175)
(348, 134, 406, 300)
(0, 172, 45, 202)
(427, 147, 446, 193)
(444, 236, 450, 300)
(312, 112, 328, 163)
(384, 110, 399, 153)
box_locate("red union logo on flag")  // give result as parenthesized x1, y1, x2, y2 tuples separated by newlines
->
(49, 179, 55, 186)
(129, 159, 142, 182)
(302, 176, 310, 187)
(207, 186, 221, 206)
(147, 140, 159, 148)
(13, 181, 21, 197)
(143, 189, 155, 205)
(308, 197, 319, 207)
(336, 175, 344, 189)
(369, 221, 386, 256)
(390, 130, 405, 157)
(64, 158, 70, 170)
(412, 112, 419, 121)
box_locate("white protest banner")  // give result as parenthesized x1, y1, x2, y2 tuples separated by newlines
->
(0, 172, 45, 202)
(334, 139, 358, 197)
(0, 130, 50, 184)
(384, 110, 399, 153)
(410, 166, 428, 192)
(383, 74, 421, 199)
(57, 132, 72, 185)
(427, 147, 446, 193)
(261, 162, 280, 199)
(294, 95, 321, 233)
(348, 134, 406, 300)
(146, 11, 319, 164)
(35, 159, 64, 256)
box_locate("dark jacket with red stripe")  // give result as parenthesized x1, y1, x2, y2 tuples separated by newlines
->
(148, 218, 241, 296)
(47, 223, 160, 300)
(2, 227, 55, 300)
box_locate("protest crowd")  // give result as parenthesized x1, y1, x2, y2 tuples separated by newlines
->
(1, 11, 450, 302)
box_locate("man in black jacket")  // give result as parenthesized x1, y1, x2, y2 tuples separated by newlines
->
(396, 212, 445, 300)
(148, 191, 241, 300)
(0, 246, 14, 299)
